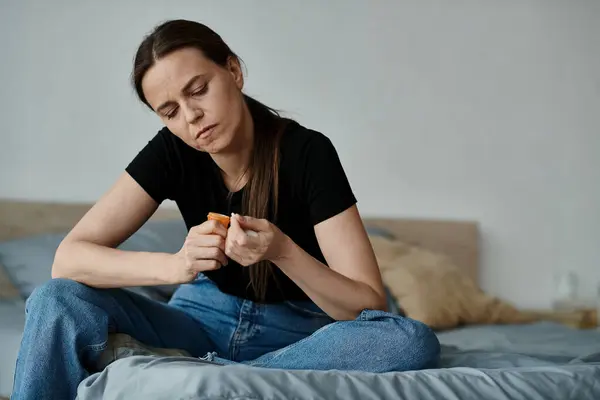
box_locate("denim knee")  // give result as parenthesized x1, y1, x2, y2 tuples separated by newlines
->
(407, 320, 441, 369)
(26, 278, 96, 315)
(359, 309, 441, 371)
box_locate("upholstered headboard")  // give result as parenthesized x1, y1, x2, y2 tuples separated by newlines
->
(0, 200, 181, 241)
(0, 199, 480, 282)
(366, 218, 480, 283)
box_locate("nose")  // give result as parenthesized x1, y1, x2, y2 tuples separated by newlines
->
(182, 103, 203, 124)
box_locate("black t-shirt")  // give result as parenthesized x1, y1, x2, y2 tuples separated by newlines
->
(125, 119, 357, 303)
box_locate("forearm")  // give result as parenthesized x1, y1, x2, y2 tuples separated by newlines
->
(272, 237, 386, 320)
(52, 240, 174, 288)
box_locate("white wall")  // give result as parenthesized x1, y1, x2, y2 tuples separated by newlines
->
(1, 0, 599, 309)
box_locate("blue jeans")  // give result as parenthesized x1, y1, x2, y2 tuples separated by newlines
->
(11, 274, 440, 399)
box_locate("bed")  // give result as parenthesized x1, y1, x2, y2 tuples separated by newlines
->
(1, 199, 599, 399)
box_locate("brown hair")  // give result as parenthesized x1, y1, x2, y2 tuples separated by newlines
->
(131, 19, 286, 301)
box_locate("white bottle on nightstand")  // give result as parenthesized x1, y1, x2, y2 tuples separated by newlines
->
(552, 271, 579, 311)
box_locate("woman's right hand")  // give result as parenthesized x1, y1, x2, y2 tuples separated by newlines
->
(170, 220, 229, 284)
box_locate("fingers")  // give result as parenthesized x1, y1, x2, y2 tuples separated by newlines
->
(191, 220, 228, 238)
(224, 244, 239, 264)
(228, 216, 250, 246)
(229, 213, 243, 234)
(228, 229, 256, 249)
(233, 214, 270, 232)
(185, 235, 225, 251)
(190, 259, 222, 272)
(183, 215, 267, 271)
(229, 216, 260, 248)
(193, 214, 268, 237)
(224, 244, 250, 267)
(186, 246, 228, 267)
(225, 226, 261, 267)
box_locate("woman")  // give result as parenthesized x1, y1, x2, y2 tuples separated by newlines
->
(11, 19, 440, 400)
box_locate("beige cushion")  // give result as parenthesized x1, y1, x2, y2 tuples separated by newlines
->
(97, 333, 190, 371)
(0, 262, 21, 299)
(370, 236, 529, 330)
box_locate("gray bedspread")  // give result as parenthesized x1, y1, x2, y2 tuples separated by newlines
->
(76, 322, 600, 400)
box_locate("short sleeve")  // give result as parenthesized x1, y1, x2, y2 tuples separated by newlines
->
(302, 133, 357, 225)
(125, 128, 181, 203)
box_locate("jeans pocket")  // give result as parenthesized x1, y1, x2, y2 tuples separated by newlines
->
(283, 300, 332, 320)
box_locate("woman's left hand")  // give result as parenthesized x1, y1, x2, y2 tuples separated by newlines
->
(225, 213, 288, 266)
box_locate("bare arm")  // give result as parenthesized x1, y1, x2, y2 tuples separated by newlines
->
(230, 205, 387, 321)
(272, 205, 387, 320)
(51, 172, 177, 288)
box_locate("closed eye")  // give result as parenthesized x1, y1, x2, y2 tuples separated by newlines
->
(165, 107, 179, 120)
(191, 84, 208, 96)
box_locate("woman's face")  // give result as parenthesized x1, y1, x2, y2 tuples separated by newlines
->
(141, 47, 246, 153)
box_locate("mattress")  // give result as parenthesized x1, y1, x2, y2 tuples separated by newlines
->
(76, 321, 600, 400)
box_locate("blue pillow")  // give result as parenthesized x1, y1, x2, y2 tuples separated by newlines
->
(0, 219, 187, 300)
(365, 225, 395, 240)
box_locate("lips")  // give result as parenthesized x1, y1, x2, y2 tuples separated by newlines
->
(195, 124, 217, 140)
